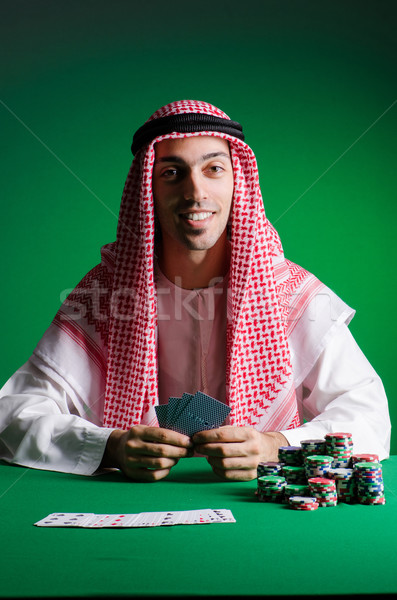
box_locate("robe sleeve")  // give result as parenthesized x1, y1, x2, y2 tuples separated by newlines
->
(0, 359, 114, 475)
(280, 323, 391, 460)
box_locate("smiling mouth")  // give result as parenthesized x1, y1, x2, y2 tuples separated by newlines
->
(181, 212, 214, 221)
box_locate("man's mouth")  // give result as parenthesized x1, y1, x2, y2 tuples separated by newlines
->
(181, 212, 214, 221)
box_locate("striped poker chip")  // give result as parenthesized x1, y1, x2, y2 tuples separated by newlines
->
(300, 439, 326, 447)
(325, 468, 354, 480)
(289, 496, 317, 504)
(281, 466, 307, 484)
(353, 461, 385, 505)
(325, 432, 353, 467)
(300, 439, 326, 460)
(358, 496, 386, 505)
(324, 467, 356, 502)
(308, 477, 338, 506)
(257, 461, 284, 477)
(308, 477, 336, 486)
(288, 496, 319, 510)
(354, 461, 382, 471)
(278, 446, 304, 466)
(258, 475, 286, 487)
(254, 437, 387, 509)
(306, 457, 334, 465)
(305, 455, 334, 478)
(351, 453, 379, 466)
(256, 474, 286, 503)
(284, 484, 310, 503)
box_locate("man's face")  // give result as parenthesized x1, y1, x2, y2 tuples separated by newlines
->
(152, 136, 234, 254)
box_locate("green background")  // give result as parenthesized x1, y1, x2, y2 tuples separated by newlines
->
(1, 1, 396, 450)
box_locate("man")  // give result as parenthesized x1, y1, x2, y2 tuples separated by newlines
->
(0, 100, 391, 481)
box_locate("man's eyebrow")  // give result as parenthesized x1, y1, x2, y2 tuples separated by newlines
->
(155, 155, 185, 165)
(200, 151, 231, 162)
(154, 152, 231, 165)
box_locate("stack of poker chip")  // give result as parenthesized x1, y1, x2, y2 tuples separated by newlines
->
(288, 496, 319, 511)
(305, 455, 334, 478)
(308, 477, 338, 507)
(351, 453, 379, 467)
(325, 468, 356, 503)
(354, 462, 385, 505)
(257, 475, 287, 503)
(325, 432, 353, 467)
(256, 433, 386, 509)
(278, 446, 303, 466)
(281, 465, 307, 485)
(257, 461, 284, 478)
(284, 484, 311, 504)
(300, 439, 326, 461)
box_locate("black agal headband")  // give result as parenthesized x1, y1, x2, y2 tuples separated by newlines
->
(131, 113, 245, 155)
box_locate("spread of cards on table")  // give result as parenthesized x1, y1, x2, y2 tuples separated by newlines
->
(34, 509, 235, 528)
(256, 432, 386, 510)
(155, 391, 231, 435)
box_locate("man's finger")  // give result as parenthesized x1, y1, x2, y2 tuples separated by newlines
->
(126, 439, 191, 459)
(192, 426, 254, 445)
(194, 441, 251, 458)
(125, 455, 179, 470)
(138, 426, 193, 448)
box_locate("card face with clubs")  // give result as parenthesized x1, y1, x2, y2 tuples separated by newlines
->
(155, 391, 231, 436)
(33, 513, 95, 527)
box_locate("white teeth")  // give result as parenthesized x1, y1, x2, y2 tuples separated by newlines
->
(184, 212, 213, 221)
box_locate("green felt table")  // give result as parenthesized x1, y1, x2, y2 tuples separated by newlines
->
(0, 456, 396, 599)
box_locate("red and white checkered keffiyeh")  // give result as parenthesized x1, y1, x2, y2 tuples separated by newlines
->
(40, 100, 327, 433)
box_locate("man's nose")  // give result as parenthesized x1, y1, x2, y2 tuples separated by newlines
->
(182, 170, 207, 201)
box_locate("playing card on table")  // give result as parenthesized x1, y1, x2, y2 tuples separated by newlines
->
(85, 514, 140, 528)
(211, 509, 236, 523)
(34, 513, 95, 527)
(34, 509, 236, 528)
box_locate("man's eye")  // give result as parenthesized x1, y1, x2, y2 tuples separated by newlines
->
(207, 165, 224, 174)
(161, 168, 178, 178)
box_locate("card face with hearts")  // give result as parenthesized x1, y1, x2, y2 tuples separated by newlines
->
(155, 391, 231, 436)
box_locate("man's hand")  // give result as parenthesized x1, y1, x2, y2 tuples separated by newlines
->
(192, 426, 288, 481)
(101, 425, 193, 482)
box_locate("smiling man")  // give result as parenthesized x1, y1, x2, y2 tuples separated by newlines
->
(0, 100, 391, 481)
(152, 136, 234, 287)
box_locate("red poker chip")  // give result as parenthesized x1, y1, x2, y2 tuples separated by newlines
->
(352, 453, 379, 462)
(308, 477, 335, 485)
